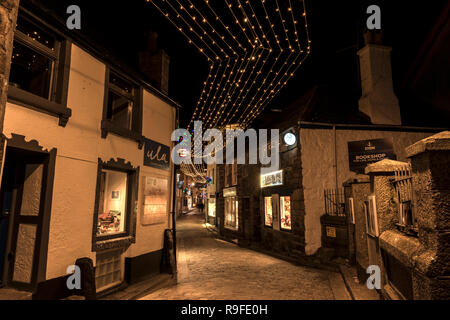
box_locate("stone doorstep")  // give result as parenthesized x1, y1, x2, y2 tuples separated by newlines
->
(339, 265, 381, 300)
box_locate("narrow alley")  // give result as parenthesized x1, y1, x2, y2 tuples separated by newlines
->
(141, 210, 350, 300)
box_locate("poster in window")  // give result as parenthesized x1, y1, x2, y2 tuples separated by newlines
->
(141, 176, 169, 225)
(264, 197, 273, 227)
(280, 196, 292, 231)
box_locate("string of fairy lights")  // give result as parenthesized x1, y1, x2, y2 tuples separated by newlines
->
(146, 0, 311, 181)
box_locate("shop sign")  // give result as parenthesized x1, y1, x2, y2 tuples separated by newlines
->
(260, 170, 283, 188)
(223, 187, 237, 198)
(144, 138, 170, 170)
(348, 138, 395, 174)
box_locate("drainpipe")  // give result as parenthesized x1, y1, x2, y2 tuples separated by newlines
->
(333, 125, 338, 192)
(171, 107, 179, 266)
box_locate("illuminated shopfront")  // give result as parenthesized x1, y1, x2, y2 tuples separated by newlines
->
(264, 197, 273, 227)
(280, 196, 292, 231)
(223, 187, 238, 230)
(208, 199, 216, 218)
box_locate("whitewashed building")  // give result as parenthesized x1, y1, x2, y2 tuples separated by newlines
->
(0, 7, 178, 298)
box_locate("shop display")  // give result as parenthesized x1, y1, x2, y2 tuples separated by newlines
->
(280, 196, 292, 230)
(264, 197, 273, 227)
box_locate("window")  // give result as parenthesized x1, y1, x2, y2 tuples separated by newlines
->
(93, 158, 139, 249)
(208, 199, 216, 217)
(8, 14, 72, 126)
(96, 169, 128, 236)
(280, 196, 292, 231)
(224, 197, 238, 230)
(102, 69, 144, 148)
(264, 197, 273, 227)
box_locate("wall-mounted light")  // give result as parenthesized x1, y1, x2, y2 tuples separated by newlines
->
(283, 132, 297, 146)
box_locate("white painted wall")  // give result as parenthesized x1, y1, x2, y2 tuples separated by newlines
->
(299, 127, 434, 255)
(3, 44, 175, 280)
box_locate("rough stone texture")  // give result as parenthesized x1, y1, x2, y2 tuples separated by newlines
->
(405, 131, 450, 158)
(402, 132, 450, 299)
(0, 0, 19, 170)
(349, 181, 371, 281)
(141, 212, 344, 300)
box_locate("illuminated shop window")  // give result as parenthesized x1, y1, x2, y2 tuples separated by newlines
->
(97, 170, 128, 236)
(208, 199, 216, 217)
(280, 196, 292, 231)
(224, 197, 238, 230)
(264, 197, 273, 227)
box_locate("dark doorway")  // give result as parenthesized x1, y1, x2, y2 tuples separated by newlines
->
(0, 142, 55, 291)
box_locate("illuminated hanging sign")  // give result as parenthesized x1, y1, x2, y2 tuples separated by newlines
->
(260, 170, 283, 188)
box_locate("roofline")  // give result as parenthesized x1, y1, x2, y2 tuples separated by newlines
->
(298, 121, 449, 133)
(19, 3, 182, 110)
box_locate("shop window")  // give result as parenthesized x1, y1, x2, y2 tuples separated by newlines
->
(8, 14, 72, 126)
(224, 197, 238, 230)
(93, 158, 139, 250)
(96, 170, 128, 236)
(280, 196, 292, 231)
(208, 199, 216, 217)
(95, 249, 123, 292)
(264, 197, 273, 227)
(101, 69, 144, 149)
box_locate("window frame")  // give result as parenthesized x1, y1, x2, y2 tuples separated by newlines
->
(101, 67, 144, 149)
(7, 12, 72, 127)
(92, 158, 139, 251)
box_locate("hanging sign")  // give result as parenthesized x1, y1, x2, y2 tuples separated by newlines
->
(348, 138, 396, 174)
(144, 138, 170, 170)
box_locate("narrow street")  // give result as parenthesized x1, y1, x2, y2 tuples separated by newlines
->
(141, 210, 349, 300)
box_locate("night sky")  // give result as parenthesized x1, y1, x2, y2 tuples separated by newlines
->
(26, 0, 449, 127)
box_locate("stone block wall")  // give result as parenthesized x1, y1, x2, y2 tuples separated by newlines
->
(0, 0, 19, 170)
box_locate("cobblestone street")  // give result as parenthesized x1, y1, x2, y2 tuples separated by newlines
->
(141, 211, 349, 300)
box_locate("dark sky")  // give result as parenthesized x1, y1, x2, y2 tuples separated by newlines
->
(26, 0, 449, 127)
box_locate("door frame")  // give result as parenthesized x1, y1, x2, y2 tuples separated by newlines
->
(1, 134, 56, 291)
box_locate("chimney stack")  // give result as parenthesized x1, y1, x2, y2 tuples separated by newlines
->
(357, 30, 402, 125)
(139, 32, 170, 95)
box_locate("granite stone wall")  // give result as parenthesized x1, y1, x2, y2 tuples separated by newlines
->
(0, 0, 19, 170)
